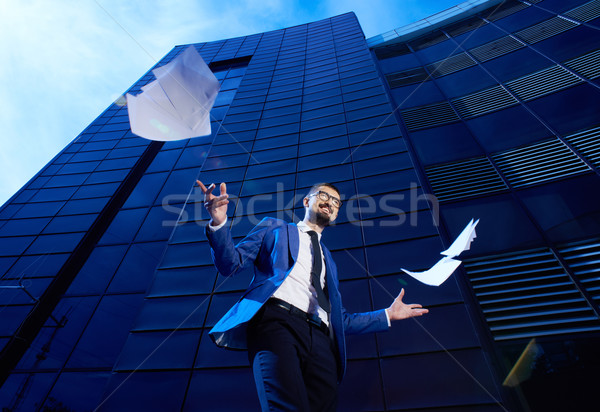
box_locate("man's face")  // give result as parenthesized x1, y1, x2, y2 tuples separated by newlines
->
(303, 186, 340, 226)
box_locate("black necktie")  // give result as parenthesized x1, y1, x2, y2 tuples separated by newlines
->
(307, 230, 330, 313)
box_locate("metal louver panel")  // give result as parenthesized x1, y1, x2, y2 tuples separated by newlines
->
(386, 67, 429, 88)
(410, 31, 449, 51)
(452, 86, 518, 118)
(374, 43, 411, 60)
(559, 238, 600, 304)
(492, 138, 591, 187)
(564, 0, 600, 22)
(564, 49, 600, 79)
(425, 157, 507, 201)
(563, 125, 600, 168)
(464, 249, 600, 341)
(514, 16, 579, 44)
(505, 65, 583, 101)
(426, 53, 476, 77)
(483, 0, 529, 22)
(469, 36, 525, 62)
(401, 102, 459, 131)
(444, 16, 486, 37)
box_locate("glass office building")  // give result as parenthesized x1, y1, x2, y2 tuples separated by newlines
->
(1, 0, 599, 410)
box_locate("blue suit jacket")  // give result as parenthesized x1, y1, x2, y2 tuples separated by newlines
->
(206, 217, 388, 380)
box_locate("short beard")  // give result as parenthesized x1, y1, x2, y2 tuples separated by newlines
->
(315, 211, 330, 227)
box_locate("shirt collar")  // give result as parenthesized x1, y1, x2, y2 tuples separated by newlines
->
(296, 221, 322, 239)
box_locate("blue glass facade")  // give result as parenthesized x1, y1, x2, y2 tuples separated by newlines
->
(0, 1, 599, 410)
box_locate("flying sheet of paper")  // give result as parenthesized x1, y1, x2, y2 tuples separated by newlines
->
(441, 218, 479, 258)
(126, 45, 220, 141)
(401, 218, 479, 286)
(401, 257, 462, 287)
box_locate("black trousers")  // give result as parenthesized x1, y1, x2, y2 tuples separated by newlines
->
(247, 302, 338, 412)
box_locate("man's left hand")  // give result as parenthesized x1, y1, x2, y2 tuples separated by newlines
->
(385, 288, 429, 321)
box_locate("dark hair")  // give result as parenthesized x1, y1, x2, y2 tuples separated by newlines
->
(306, 182, 341, 198)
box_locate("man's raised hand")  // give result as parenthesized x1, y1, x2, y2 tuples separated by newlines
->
(197, 180, 229, 226)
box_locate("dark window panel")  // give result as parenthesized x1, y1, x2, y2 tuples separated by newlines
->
(183, 369, 259, 411)
(338, 359, 384, 411)
(300, 124, 347, 143)
(148, 266, 217, 297)
(410, 123, 484, 166)
(0, 218, 51, 236)
(0, 372, 57, 412)
(202, 153, 250, 171)
(85, 169, 129, 185)
(0, 277, 51, 305)
(45, 174, 89, 188)
(99, 371, 189, 410)
(527, 83, 600, 136)
(519, 174, 600, 243)
(132, 295, 209, 331)
(80, 140, 118, 152)
(107, 241, 167, 293)
(156, 168, 201, 205)
(381, 350, 500, 410)
(122, 172, 168, 209)
(72, 182, 120, 200)
(41, 371, 112, 412)
(348, 124, 402, 147)
(145, 149, 182, 173)
(174, 146, 211, 170)
(351, 138, 407, 162)
(57, 161, 101, 175)
(135, 206, 179, 242)
(158, 241, 213, 269)
(297, 164, 353, 188)
(58, 197, 110, 216)
(298, 148, 351, 171)
(98, 208, 148, 245)
(43, 214, 96, 234)
(16, 296, 100, 370)
(362, 211, 439, 246)
(69, 150, 108, 163)
(114, 330, 199, 371)
(251, 145, 298, 164)
(13, 201, 65, 218)
(466, 105, 551, 153)
(441, 194, 544, 256)
(354, 153, 413, 178)
(96, 157, 138, 172)
(197, 166, 247, 185)
(25, 232, 85, 254)
(30, 186, 78, 202)
(105, 145, 147, 159)
(434, 66, 498, 99)
(66, 245, 129, 295)
(214, 129, 257, 144)
(366, 237, 444, 276)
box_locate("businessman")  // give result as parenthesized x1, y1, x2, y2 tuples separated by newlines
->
(197, 180, 428, 411)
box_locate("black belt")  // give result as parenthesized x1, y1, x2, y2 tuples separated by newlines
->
(267, 298, 329, 336)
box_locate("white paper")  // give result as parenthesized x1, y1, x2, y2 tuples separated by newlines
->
(401, 218, 479, 286)
(126, 45, 220, 141)
(401, 257, 462, 287)
(441, 218, 479, 257)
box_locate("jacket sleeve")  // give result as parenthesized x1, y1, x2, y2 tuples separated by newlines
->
(342, 307, 389, 335)
(205, 217, 275, 277)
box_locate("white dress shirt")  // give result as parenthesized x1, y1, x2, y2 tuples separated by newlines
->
(208, 218, 390, 327)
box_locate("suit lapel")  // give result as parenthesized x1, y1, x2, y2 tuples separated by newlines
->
(287, 222, 299, 264)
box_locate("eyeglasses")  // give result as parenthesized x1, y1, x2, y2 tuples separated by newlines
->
(309, 191, 342, 208)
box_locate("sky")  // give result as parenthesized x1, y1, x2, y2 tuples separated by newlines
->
(0, 0, 464, 206)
